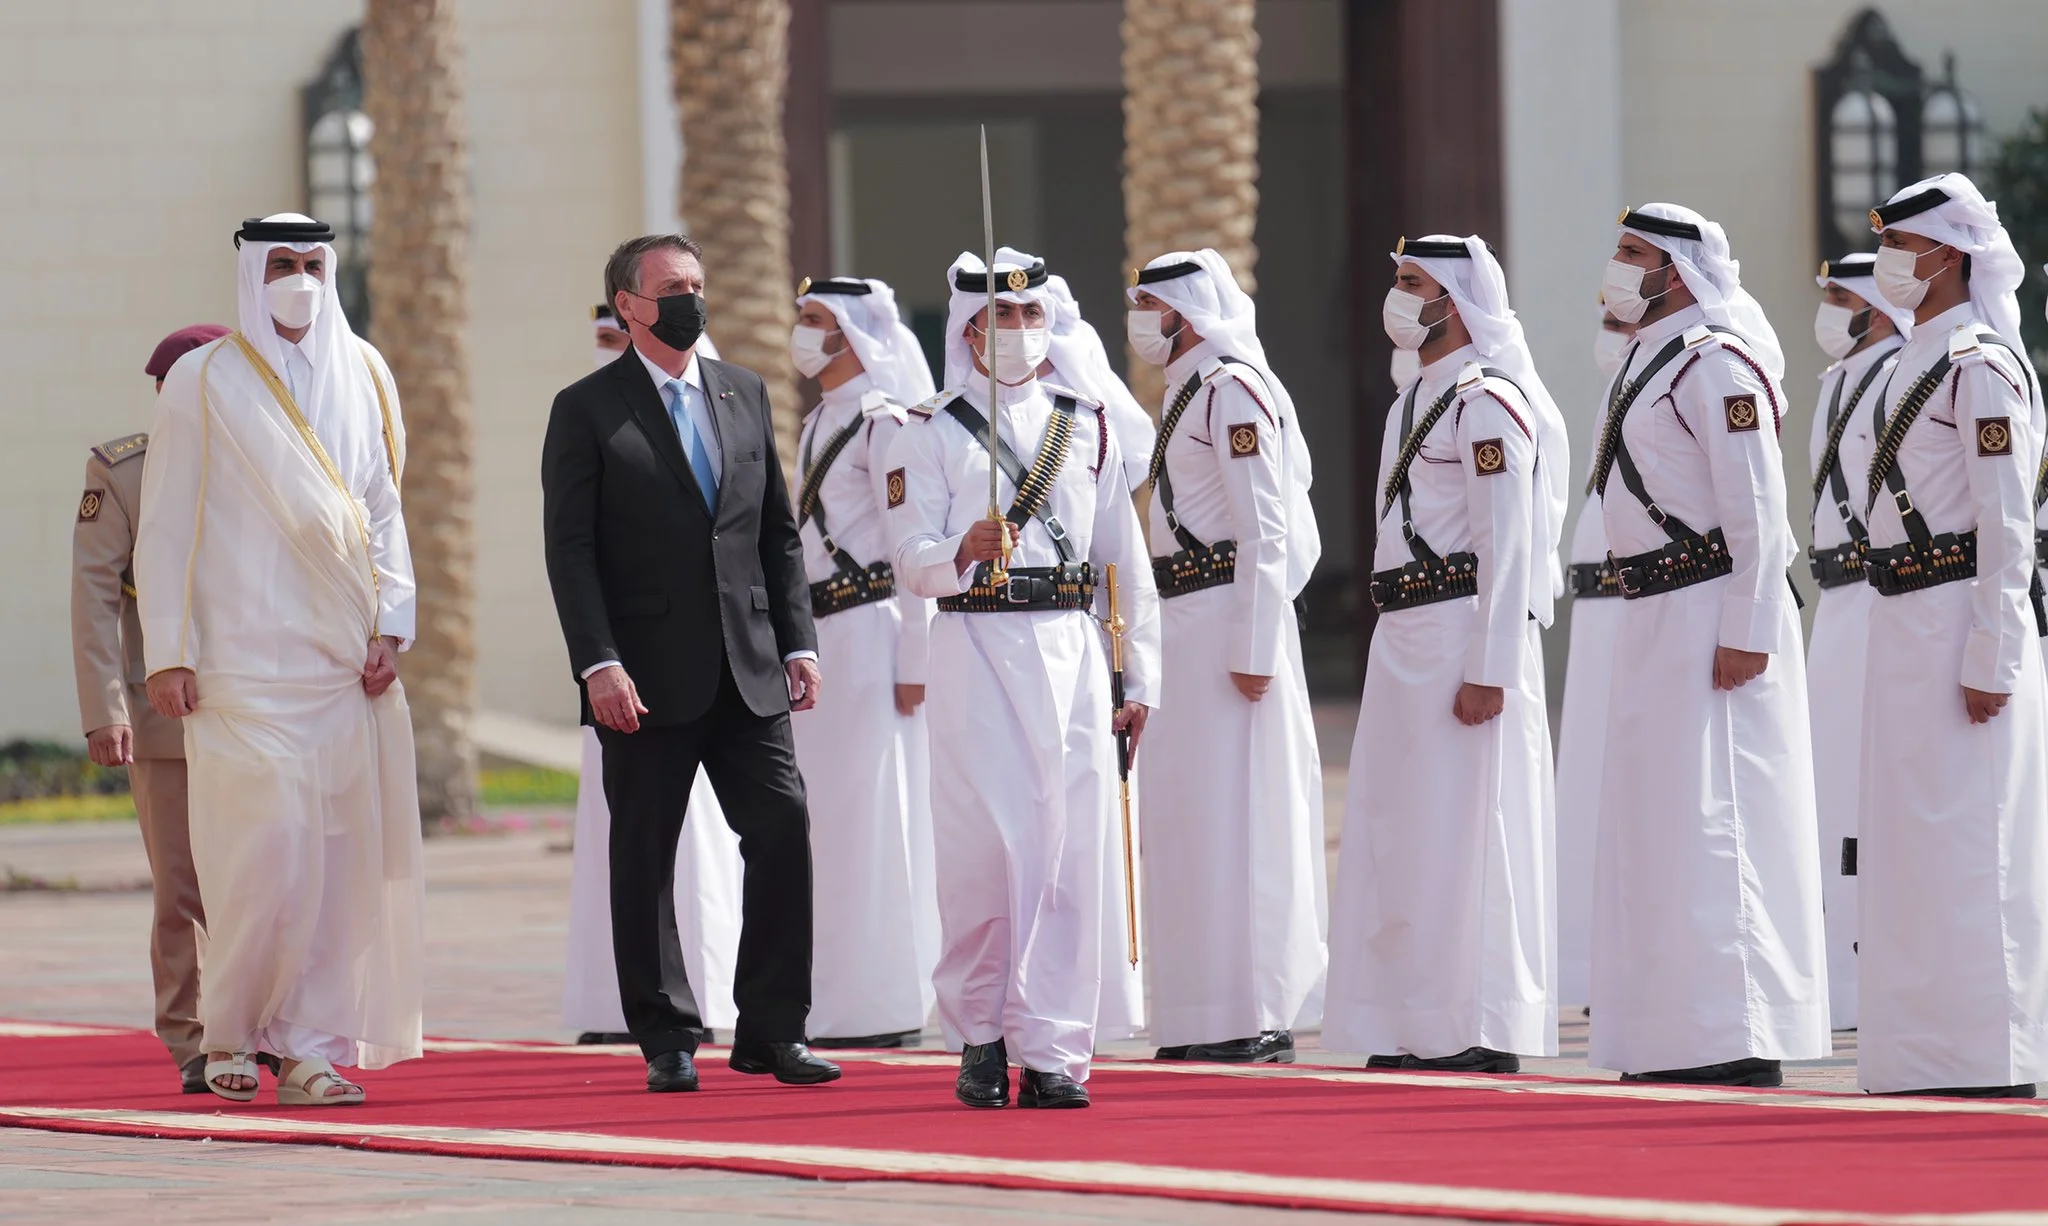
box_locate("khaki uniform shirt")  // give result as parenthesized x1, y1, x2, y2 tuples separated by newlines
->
(72, 433, 183, 760)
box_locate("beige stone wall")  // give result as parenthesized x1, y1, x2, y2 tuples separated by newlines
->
(0, 0, 641, 739)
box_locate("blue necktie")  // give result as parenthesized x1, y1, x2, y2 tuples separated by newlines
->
(665, 378, 718, 509)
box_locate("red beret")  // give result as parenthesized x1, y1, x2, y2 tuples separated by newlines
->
(145, 324, 231, 379)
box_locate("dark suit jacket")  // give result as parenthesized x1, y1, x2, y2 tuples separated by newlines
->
(542, 348, 816, 726)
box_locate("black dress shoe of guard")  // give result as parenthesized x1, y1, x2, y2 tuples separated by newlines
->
(728, 1041, 842, 1085)
(180, 1056, 209, 1094)
(956, 1039, 1009, 1107)
(1018, 1068, 1090, 1108)
(1152, 1044, 1192, 1060)
(1879, 1083, 2038, 1099)
(1620, 1057, 1782, 1087)
(809, 1030, 918, 1050)
(255, 1052, 282, 1076)
(1402, 1046, 1520, 1074)
(646, 1050, 699, 1092)
(577, 1031, 634, 1045)
(1365, 1054, 1407, 1069)
(1183, 1031, 1298, 1064)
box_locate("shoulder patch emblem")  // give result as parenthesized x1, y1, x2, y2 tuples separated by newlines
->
(1977, 417, 2013, 457)
(78, 489, 105, 522)
(1472, 439, 1506, 475)
(1227, 423, 1260, 458)
(885, 467, 907, 508)
(1724, 394, 1760, 432)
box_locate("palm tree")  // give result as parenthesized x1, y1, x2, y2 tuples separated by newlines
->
(672, 0, 802, 477)
(1121, 0, 1262, 409)
(362, 0, 479, 823)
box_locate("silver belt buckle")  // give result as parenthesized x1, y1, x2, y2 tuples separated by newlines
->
(1004, 575, 1033, 604)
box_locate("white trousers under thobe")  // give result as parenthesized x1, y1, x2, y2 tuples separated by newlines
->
(561, 728, 741, 1033)
(1553, 595, 1620, 1009)
(928, 610, 1112, 1082)
(1324, 601, 1556, 1059)
(1807, 580, 1875, 1030)
(1590, 577, 1830, 1073)
(1139, 584, 1327, 1046)
(791, 600, 940, 1039)
(1858, 582, 2048, 1093)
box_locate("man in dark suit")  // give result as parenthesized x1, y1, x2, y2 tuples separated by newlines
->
(542, 234, 839, 1093)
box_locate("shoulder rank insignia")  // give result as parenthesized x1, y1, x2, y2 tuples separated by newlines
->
(90, 433, 148, 467)
(1977, 417, 2013, 457)
(860, 389, 906, 422)
(1724, 394, 1761, 432)
(1040, 381, 1104, 412)
(1472, 438, 1506, 475)
(1949, 327, 1984, 361)
(77, 488, 105, 522)
(907, 389, 953, 420)
(1454, 362, 1486, 392)
(885, 467, 907, 507)
(1682, 324, 1717, 350)
(1227, 423, 1261, 458)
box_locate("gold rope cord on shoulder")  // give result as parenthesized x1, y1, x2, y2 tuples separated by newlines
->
(357, 342, 402, 489)
(225, 333, 382, 637)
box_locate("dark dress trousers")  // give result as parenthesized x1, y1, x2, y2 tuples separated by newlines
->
(542, 348, 817, 1059)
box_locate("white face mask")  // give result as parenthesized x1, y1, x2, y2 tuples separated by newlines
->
(1593, 327, 1629, 378)
(789, 324, 839, 378)
(265, 272, 323, 330)
(1600, 259, 1668, 325)
(1811, 301, 1870, 361)
(1126, 310, 1179, 367)
(1390, 347, 1421, 389)
(1874, 243, 1941, 311)
(1382, 287, 1448, 351)
(979, 325, 1050, 385)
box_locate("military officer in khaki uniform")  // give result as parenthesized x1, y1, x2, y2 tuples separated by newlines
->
(73, 324, 227, 1093)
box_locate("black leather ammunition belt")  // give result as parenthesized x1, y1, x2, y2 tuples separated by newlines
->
(1568, 560, 1623, 599)
(2037, 530, 2047, 568)
(937, 563, 1096, 613)
(1369, 552, 1478, 614)
(1611, 529, 1733, 599)
(809, 562, 895, 618)
(1865, 531, 1977, 596)
(1807, 542, 1867, 590)
(1152, 540, 1237, 599)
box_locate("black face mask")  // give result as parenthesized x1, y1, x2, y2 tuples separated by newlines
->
(634, 290, 707, 353)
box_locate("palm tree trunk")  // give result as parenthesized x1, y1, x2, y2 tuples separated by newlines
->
(1121, 0, 1262, 409)
(672, 0, 801, 481)
(362, 0, 479, 824)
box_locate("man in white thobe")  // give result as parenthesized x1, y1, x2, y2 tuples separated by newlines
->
(787, 275, 940, 1047)
(1858, 175, 2048, 1098)
(1591, 204, 1829, 1087)
(1324, 236, 1565, 1072)
(1554, 309, 1632, 1012)
(136, 213, 423, 1105)
(1126, 249, 1325, 1064)
(560, 308, 743, 1045)
(1803, 256, 1910, 1033)
(887, 251, 1159, 1109)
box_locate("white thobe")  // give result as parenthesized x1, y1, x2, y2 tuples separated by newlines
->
(1803, 338, 1899, 1031)
(1137, 341, 1327, 1048)
(1592, 305, 1829, 1074)
(1553, 494, 1618, 1008)
(1857, 305, 2048, 1094)
(136, 333, 423, 1070)
(887, 377, 1160, 1082)
(790, 372, 940, 1040)
(1324, 348, 1557, 1060)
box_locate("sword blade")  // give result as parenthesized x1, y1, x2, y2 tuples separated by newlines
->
(980, 126, 1000, 520)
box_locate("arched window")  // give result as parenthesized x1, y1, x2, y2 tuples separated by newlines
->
(303, 30, 375, 333)
(1812, 9, 1923, 261)
(1830, 89, 1899, 247)
(1922, 56, 1986, 178)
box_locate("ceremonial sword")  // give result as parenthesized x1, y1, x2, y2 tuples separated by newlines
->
(979, 125, 1012, 586)
(1104, 563, 1139, 967)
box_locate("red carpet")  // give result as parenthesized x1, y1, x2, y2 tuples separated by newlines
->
(4, 1026, 2048, 1224)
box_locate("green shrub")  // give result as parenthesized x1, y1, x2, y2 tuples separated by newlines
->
(1989, 109, 2048, 363)
(0, 740, 129, 803)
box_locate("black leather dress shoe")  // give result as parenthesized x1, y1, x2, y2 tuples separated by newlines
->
(1620, 1058, 1781, 1087)
(180, 1056, 208, 1094)
(646, 1050, 699, 1092)
(1018, 1068, 1090, 1108)
(1879, 1083, 2038, 1098)
(1365, 1054, 1407, 1069)
(1182, 1031, 1296, 1064)
(577, 1031, 635, 1046)
(955, 1039, 1009, 1108)
(1152, 1044, 1191, 1060)
(728, 1041, 841, 1085)
(808, 1030, 919, 1050)
(1401, 1047, 1520, 1074)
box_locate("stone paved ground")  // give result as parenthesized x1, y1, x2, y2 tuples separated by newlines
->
(0, 703, 1859, 1222)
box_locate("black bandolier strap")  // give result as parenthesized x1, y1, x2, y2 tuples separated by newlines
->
(1807, 347, 1896, 589)
(1594, 329, 1740, 600)
(1569, 560, 1624, 599)
(1148, 366, 1239, 598)
(1368, 375, 1476, 613)
(1863, 353, 1977, 596)
(937, 396, 1093, 612)
(799, 411, 895, 617)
